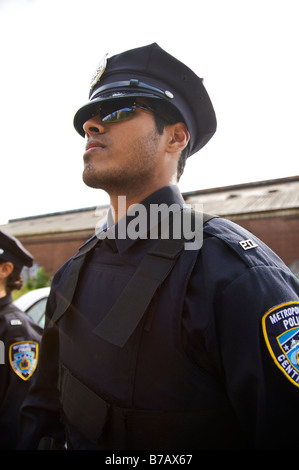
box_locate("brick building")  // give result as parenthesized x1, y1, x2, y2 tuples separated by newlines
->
(184, 175, 299, 274)
(1, 176, 298, 278)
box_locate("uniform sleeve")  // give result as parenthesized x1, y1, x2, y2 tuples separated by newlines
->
(183, 227, 299, 449)
(215, 263, 299, 449)
(0, 317, 9, 406)
(17, 267, 69, 449)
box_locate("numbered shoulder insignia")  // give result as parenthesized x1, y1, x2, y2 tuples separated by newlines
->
(262, 302, 299, 387)
(238, 239, 258, 250)
(9, 341, 39, 381)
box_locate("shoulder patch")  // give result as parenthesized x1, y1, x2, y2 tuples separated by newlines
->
(262, 302, 299, 387)
(9, 341, 39, 381)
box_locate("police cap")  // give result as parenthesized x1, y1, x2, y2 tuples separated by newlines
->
(0, 231, 34, 270)
(73, 43, 216, 157)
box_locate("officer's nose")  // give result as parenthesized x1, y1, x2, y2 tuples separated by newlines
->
(83, 115, 105, 138)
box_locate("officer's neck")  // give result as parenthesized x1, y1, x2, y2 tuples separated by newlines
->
(0, 280, 7, 299)
(109, 184, 167, 222)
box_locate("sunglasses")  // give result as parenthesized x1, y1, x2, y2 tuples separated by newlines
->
(90, 99, 155, 124)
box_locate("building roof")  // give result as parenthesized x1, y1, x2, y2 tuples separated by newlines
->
(184, 175, 299, 219)
(0, 205, 109, 237)
(1, 176, 298, 237)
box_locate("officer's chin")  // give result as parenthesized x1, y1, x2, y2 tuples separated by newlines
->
(82, 167, 101, 189)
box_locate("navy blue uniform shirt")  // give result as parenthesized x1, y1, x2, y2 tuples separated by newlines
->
(0, 293, 42, 449)
(18, 185, 299, 450)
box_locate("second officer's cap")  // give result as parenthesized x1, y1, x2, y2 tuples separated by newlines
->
(0, 231, 34, 270)
(73, 43, 216, 157)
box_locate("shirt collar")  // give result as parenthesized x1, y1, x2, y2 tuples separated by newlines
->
(98, 185, 185, 254)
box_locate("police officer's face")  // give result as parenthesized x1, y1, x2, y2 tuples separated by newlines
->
(82, 100, 178, 197)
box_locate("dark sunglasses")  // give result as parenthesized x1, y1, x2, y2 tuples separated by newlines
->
(90, 99, 155, 124)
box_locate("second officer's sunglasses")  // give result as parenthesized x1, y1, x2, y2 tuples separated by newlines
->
(90, 98, 156, 124)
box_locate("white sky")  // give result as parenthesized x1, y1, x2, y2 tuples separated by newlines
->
(0, 0, 298, 225)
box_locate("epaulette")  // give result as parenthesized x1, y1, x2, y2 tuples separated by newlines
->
(203, 216, 287, 270)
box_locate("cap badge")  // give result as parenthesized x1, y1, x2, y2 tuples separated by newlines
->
(0, 248, 3, 255)
(90, 53, 108, 89)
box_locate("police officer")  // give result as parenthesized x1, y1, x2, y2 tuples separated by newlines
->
(0, 231, 42, 449)
(19, 43, 299, 450)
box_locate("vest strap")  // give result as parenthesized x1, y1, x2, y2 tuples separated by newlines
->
(51, 235, 99, 324)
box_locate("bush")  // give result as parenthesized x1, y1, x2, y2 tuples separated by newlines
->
(34, 267, 51, 289)
(12, 266, 51, 301)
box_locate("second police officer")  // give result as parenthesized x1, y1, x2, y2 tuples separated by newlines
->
(0, 231, 42, 449)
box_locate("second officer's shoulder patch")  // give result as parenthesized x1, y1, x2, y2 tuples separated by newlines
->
(262, 301, 299, 388)
(9, 341, 39, 381)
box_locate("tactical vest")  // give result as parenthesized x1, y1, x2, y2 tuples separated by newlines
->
(53, 212, 248, 450)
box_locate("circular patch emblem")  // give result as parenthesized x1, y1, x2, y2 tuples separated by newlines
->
(262, 301, 299, 387)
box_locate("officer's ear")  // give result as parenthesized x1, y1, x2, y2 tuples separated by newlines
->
(0, 262, 14, 280)
(166, 122, 190, 154)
